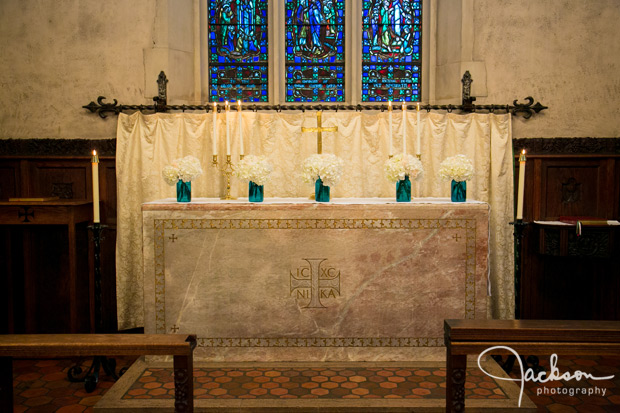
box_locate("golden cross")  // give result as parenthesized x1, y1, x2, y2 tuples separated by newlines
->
(301, 111, 338, 154)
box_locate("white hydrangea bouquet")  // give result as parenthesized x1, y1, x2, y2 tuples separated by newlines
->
(438, 154, 474, 182)
(384, 154, 425, 183)
(438, 154, 474, 202)
(301, 154, 345, 187)
(162, 155, 203, 185)
(301, 154, 344, 202)
(235, 155, 273, 185)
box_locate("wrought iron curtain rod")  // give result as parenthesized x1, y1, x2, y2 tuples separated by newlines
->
(83, 71, 547, 119)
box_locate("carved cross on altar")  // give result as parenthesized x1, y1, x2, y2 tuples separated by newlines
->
(301, 111, 338, 154)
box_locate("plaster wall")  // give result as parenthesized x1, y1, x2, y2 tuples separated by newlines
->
(0, 0, 618, 139)
(0, 0, 159, 138)
(473, 0, 620, 138)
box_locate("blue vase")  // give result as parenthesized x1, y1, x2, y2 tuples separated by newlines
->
(315, 178, 330, 202)
(176, 180, 191, 202)
(451, 180, 466, 202)
(396, 176, 411, 202)
(249, 181, 264, 202)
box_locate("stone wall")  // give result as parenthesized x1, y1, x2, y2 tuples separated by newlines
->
(0, 0, 618, 139)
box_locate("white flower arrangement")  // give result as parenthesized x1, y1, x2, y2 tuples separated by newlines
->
(384, 154, 425, 183)
(438, 154, 474, 182)
(301, 154, 345, 187)
(235, 155, 273, 186)
(162, 155, 203, 185)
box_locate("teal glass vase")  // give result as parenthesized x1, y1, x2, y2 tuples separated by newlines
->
(396, 176, 411, 202)
(451, 180, 466, 202)
(176, 180, 191, 202)
(315, 178, 330, 202)
(248, 181, 264, 202)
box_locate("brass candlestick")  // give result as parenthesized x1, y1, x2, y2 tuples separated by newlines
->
(212, 154, 239, 200)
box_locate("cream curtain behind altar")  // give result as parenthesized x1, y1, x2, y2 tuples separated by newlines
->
(115, 111, 514, 330)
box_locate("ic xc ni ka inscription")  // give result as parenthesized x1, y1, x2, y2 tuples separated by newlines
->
(290, 258, 340, 308)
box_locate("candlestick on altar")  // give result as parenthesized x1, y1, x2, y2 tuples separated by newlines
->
(212, 102, 218, 156)
(91, 150, 100, 223)
(516, 149, 527, 220)
(388, 101, 393, 157)
(225, 101, 231, 155)
(402, 102, 407, 154)
(237, 100, 244, 156)
(416, 102, 421, 156)
(211, 154, 237, 200)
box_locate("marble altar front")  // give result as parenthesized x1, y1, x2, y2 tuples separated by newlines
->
(142, 198, 489, 361)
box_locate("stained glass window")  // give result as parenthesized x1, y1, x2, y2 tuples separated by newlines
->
(362, 0, 422, 102)
(284, 0, 345, 102)
(208, 0, 268, 102)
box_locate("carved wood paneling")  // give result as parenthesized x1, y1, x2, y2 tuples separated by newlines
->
(0, 143, 118, 333)
(515, 139, 620, 321)
(0, 163, 19, 200)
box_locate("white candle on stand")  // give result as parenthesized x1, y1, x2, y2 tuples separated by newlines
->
(402, 102, 407, 154)
(91, 150, 100, 223)
(238, 100, 244, 156)
(212, 102, 218, 156)
(388, 101, 393, 156)
(225, 101, 231, 156)
(516, 149, 527, 220)
(416, 102, 421, 155)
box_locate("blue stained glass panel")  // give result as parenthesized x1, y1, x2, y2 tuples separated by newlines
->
(284, 0, 345, 102)
(208, 0, 268, 102)
(361, 0, 422, 102)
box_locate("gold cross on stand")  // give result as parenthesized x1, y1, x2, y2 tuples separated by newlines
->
(301, 111, 338, 154)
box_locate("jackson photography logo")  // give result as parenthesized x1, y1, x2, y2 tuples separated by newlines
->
(477, 346, 615, 407)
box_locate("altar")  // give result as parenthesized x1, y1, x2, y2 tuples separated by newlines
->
(142, 198, 489, 361)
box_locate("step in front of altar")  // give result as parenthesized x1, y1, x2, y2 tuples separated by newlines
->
(142, 199, 489, 361)
(94, 358, 535, 412)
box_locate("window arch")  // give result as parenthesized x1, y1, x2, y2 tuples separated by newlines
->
(206, 0, 422, 103)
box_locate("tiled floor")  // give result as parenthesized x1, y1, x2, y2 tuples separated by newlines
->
(11, 355, 620, 412)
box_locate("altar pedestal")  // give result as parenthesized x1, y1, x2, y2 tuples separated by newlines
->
(142, 198, 489, 361)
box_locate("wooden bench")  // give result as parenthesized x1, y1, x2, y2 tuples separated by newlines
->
(0, 334, 196, 413)
(444, 319, 620, 412)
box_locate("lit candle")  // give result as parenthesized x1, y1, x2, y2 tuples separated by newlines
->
(416, 102, 421, 155)
(388, 101, 393, 156)
(238, 100, 244, 156)
(91, 150, 100, 223)
(212, 102, 217, 156)
(516, 149, 527, 220)
(225, 101, 231, 156)
(402, 101, 407, 154)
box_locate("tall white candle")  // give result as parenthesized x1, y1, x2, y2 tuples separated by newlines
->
(516, 149, 527, 220)
(388, 101, 393, 156)
(238, 100, 244, 156)
(416, 102, 421, 155)
(402, 102, 407, 154)
(212, 102, 218, 156)
(225, 101, 231, 156)
(91, 150, 100, 223)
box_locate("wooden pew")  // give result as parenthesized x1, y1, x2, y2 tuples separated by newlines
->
(444, 319, 620, 412)
(0, 334, 196, 413)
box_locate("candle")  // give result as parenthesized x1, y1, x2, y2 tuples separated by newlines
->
(225, 101, 231, 156)
(238, 100, 244, 156)
(212, 102, 217, 156)
(402, 102, 407, 154)
(388, 101, 393, 156)
(516, 149, 527, 220)
(91, 150, 100, 223)
(416, 102, 421, 155)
